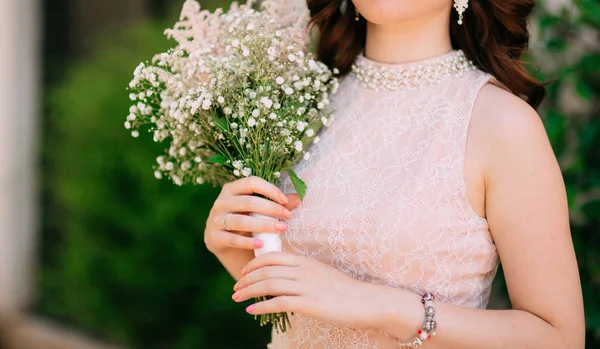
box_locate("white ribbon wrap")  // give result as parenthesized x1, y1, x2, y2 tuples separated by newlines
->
(250, 213, 282, 257)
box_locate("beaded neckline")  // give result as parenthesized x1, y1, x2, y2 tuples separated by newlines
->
(350, 50, 477, 91)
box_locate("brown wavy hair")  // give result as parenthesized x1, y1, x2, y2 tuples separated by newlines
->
(307, 0, 546, 109)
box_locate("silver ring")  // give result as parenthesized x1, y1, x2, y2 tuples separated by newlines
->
(223, 213, 233, 231)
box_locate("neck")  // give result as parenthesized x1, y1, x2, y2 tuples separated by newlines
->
(364, 11, 453, 65)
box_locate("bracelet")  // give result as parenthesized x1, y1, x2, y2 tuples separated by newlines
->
(397, 293, 437, 348)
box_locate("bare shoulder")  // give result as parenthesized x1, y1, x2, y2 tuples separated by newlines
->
(469, 82, 555, 176)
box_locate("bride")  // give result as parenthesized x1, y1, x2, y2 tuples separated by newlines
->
(203, 0, 585, 347)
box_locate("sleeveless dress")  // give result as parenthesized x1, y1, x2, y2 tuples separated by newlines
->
(269, 51, 501, 349)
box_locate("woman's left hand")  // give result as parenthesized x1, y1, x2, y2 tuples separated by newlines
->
(232, 252, 378, 329)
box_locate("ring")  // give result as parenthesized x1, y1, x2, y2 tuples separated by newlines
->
(223, 213, 233, 231)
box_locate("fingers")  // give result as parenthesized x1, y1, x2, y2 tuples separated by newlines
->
(213, 232, 264, 250)
(234, 266, 296, 291)
(283, 193, 301, 211)
(233, 279, 300, 303)
(245, 296, 302, 316)
(224, 177, 288, 205)
(224, 213, 288, 234)
(222, 196, 292, 220)
(242, 252, 299, 276)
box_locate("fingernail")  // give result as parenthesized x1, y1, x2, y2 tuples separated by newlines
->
(246, 304, 255, 314)
(253, 239, 264, 248)
(233, 283, 239, 291)
(241, 266, 247, 276)
(283, 209, 292, 219)
(232, 292, 240, 301)
(279, 193, 288, 204)
(275, 222, 287, 231)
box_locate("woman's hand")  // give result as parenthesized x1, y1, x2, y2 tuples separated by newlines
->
(204, 177, 300, 256)
(232, 252, 378, 329)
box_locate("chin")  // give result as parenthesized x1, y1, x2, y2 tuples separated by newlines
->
(353, 0, 449, 25)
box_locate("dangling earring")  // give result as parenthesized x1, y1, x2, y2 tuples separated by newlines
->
(454, 0, 469, 25)
(355, 7, 360, 21)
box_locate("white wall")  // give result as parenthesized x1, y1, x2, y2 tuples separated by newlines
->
(0, 0, 40, 313)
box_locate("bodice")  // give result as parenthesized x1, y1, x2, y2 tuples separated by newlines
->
(270, 52, 500, 349)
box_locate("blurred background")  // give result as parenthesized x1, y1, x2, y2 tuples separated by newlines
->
(0, 0, 598, 348)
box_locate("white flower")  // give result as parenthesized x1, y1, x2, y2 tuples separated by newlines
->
(230, 122, 238, 129)
(173, 175, 182, 186)
(274, 103, 281, 109)
(317, 102, 324, 109)
(243, 49, 250, 57)
(232, 39, 240, 47)
(333, 68, 340, 74)
(294, 141, 303, 152)
(275, 30, 282, 37)
(248, 118, 256, 127)
(233, 160, 243, 169)
(129, 93, 137, 100)
(195, 157, 202, 162)
(285, 87, 294, 95)
(269, 113, 277, 119)
(217, 96, 225, 103)
(313, 136, 321, 144)
(267, 47, 277, 56)
(321, 117, 328, 125)
(179, 148, 186, 156)
(196, 177, 204, 184)
(224, 107, 232, 115)
(124, 121, 131, 129)
(260, 97, 273, 109)
(306, 129, 315, 137)
(274, 172, 281, 178)
(202, 100, 211, 110)
(276, 77, 285, 85)
(296, 121, 307, 131)
(242, 167, 252, 177)
(303, 152, 311, 160)
(131, 130, 139, 138)
(154, 171, 162, 179)
(252, 109, 260, 117)
(288, 54, 296, 62)
(233, 169, 241, 176)
(166, 162, 174, 170)
(246, 23, 255, 30)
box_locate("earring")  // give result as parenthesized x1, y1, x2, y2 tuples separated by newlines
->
(454, 0, 469, 25)
(355, 7, 360, 21)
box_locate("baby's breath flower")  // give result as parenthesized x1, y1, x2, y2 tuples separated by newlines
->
(303, 152, 310, 160)
(252, 109, 260, 117)
(284, 87, 294, 95)
(131, 130, 139, 138)
(154, 171, 162, 179)
(306, 129, 315, 137)
(242, 167, 252, 177)
(248, 118, 257, 127)
(276, 77, 285, 85)
(294, 141, 303, 152)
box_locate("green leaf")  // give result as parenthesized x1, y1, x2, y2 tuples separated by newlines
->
(213, 116, 228, 132)
(286, 169, 307, 200)
(207, 154, 228, 164)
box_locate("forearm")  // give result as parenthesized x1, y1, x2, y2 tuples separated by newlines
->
(370, 285, 580, 349)
(213, 249, 255, 281)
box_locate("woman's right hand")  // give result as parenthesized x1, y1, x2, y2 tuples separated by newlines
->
(204, 176, 301, 256)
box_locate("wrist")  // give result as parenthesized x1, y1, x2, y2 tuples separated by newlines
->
(370, 286, 425, 340)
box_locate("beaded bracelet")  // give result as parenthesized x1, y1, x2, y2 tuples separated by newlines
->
(397, 293, 437, 348)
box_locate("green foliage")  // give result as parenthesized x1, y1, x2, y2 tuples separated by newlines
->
(532, 1, 600, 344)
(38, 20, 271, 349)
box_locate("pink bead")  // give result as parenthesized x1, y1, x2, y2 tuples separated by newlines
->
(418, 329, 430, 341)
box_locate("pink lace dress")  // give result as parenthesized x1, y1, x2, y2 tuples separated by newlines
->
(270, 51, 501, 348)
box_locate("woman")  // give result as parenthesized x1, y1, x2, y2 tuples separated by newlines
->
(204, 0, 585, 347)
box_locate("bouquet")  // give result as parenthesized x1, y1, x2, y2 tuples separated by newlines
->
(125, 0, 339, 333)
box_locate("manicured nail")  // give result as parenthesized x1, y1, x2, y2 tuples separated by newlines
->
(279, 193, 288, 204)
(275, 222, 287, 231)
(241, 266, 247, 276)
(232, 292, 240, 301)
(283, 209, 292, 219)
(253, 239, 264, 248)
(246, 304, 255, 314)
(233, 283, 239, 291)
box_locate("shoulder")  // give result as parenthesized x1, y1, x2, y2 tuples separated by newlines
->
(469, 82, 554, 176)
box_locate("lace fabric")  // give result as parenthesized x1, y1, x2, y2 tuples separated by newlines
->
(268, 56, 500, 348)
